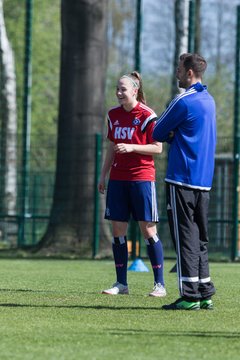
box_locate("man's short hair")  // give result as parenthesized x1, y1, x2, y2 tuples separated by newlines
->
(180, 53, 207, 78)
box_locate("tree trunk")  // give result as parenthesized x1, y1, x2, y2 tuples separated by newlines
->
(194, 0, 201, 54)
(216, 0, 223, 74)
(171, 0, 189, 98)
(0, 0, 17, 216)
(36, 0, 108, 255)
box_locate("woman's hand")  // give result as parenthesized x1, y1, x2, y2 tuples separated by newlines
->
(114, 143, 134, 153)
(114, 142, 162, 155)
(98, 177, 106, 194)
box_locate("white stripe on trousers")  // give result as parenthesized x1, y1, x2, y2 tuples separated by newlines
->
(169, 184, 183, 295)
(169, 185, 212, 294)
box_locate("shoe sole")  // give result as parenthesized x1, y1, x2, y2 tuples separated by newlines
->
(183, 307, 200, 310)
(149, 293, 167, 297)
(101, 291, 129, 295)
(200, 305, 214, 310)
(162, 303, 200, 310)
(162, 307, 200, 310)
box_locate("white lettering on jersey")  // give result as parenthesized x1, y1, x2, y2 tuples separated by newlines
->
(114, 127, 135, 139)
(114, 127, 122, 138)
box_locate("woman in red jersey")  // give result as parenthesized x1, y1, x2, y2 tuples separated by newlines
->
(98, 71, 166, 297)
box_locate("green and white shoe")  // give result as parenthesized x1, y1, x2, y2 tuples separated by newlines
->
(200, 299, 214, 310)
(162, 298, 200, 310)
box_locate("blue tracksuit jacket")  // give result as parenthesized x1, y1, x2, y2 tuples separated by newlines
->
(153, 82, 216, 190)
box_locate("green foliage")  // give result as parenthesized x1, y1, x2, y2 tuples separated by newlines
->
(3, 1, 235, 170)
(0, 259, 239, 359)
(206, 67, 234, 140)
(143, 75, 171, 114)
(107, 0, 135, 74)
(109, 0, 133, 38)
(31, 0, 60, 135)
(4, 0, 60, 170)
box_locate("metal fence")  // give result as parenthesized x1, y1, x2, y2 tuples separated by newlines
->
(1, 0, 240, 260)
(132, 136, 238, 261)
(0, 133, 238, 261)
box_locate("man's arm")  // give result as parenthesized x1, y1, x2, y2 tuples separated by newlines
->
(153, 97, 187, 142)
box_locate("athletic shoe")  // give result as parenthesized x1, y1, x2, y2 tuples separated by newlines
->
(102, 282, 129, 295)
(162, 298, 200, 310)
(200, 299, 214, 310)
(149, 283, 167, 297)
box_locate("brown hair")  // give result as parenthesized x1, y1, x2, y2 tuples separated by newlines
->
(179, 53, 207, 78)
(121, 71, 146, 104)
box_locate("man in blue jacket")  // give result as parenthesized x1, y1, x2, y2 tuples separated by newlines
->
(153, 53, 216, 310)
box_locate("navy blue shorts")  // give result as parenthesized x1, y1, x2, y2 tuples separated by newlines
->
(105, 180, 159, 222)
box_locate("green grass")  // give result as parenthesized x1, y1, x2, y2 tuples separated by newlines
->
(0, 259, 239, 359)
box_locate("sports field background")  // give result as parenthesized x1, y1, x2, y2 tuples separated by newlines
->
(0, 258, 239, 359)
(1, 1, 238, 261)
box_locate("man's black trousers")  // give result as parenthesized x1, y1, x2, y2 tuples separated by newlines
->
(166, 183, 215, 300)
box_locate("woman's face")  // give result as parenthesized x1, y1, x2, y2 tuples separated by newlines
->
(116, 78, 137, 107)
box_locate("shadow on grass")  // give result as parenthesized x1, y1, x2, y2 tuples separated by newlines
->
(0, 288, 55, 293)
(0, 303, 160, 311)
(108, 329, 240, 338)
(0, 288, 162, 297)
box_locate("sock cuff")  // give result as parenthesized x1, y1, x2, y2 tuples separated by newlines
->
(145, 233, 159, 245)
(112, 236, 127, 245)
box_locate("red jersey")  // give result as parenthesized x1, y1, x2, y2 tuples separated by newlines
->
(107, 102, 158, 181)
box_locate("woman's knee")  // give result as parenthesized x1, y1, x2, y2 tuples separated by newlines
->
(112, 221, 128, 237)
(139, 221, 157, 238)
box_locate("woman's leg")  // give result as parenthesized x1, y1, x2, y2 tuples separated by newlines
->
(111, 221, 129, 285)
(139, 221, 165, 288)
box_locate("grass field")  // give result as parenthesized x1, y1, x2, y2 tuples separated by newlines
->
(0, 258, 239, 360)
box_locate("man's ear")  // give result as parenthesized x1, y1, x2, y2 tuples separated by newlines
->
(188, 69, 194, 77)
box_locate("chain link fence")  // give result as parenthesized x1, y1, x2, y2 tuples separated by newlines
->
(0, 132, 238, 261)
